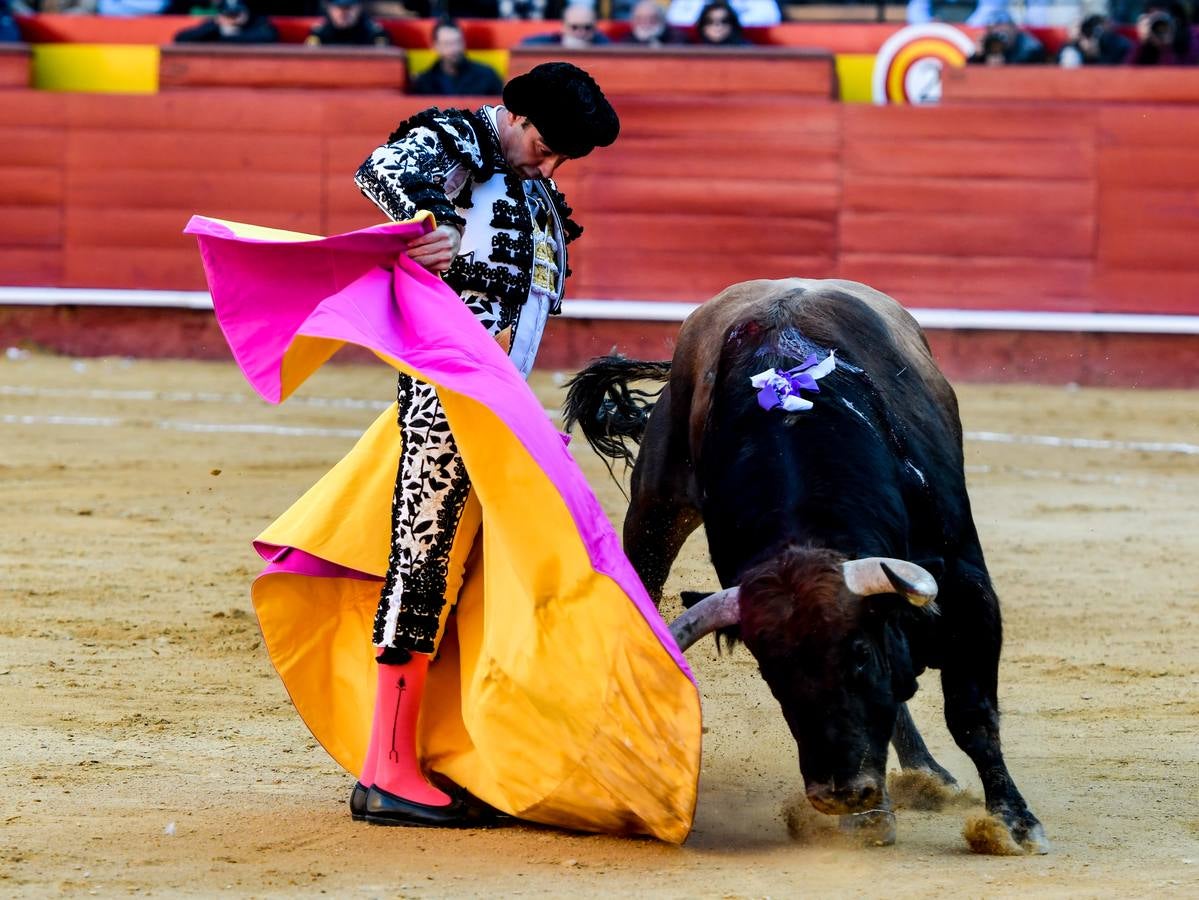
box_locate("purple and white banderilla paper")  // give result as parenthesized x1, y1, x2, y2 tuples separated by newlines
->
(750, 351, 837, 412)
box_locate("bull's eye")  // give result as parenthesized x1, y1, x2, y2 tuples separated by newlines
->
(850, 639, 873, 670)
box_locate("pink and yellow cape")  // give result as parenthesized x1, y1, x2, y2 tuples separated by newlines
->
(185, 214, 702, 843)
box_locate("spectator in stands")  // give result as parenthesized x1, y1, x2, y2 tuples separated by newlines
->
(521, 2, 611, 47)
(97, 0, 168, 13)
(411, 19, 503, 95)
(1058, 14, 1133, 66)
(365, 0, 430, 17)
(0, 0, 20, 44)
(619, 0, 687, 46)
(969, 14, 1047, 64)
(1128, 0, 1199, 64)
(691, 1, 751, 45)
(497, 0, 560, 19)
(668, 0, 779, 29)
(173, 0, 279, 44)
(905, 0, 1035, 27)
(306, 0, 391, 47)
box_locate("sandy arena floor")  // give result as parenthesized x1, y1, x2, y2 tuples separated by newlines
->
(1, 352, 1197, 898)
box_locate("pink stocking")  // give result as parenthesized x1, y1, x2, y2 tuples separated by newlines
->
(360, 653, 452, 807)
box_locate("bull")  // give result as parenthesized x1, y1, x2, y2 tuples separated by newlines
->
(564, 278, 1047, 854)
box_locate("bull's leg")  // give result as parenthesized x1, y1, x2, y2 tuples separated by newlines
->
(939, 561, 1048, 854)
(891, 703, 957, 786)
(622, 385, 702, 607)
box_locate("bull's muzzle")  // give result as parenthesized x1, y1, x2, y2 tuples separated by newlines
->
(805, 774, 885, 816)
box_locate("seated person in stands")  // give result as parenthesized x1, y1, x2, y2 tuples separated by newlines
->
(97, 0, 168, 13)
(521, 2, 611, 47)
(497, 0, 559, 18)
(620, 0, 687, 46)
(306, 0, 392, 46)
(30, 0, 98, 12)
(410, 19, 503, 95)
(969, 14, 1047, 64)
(668, 0, 778, 29)
(174, 0, 279, 44)
(0, 0, 20, 44)
(1128, 0, 1199, 65)
(1057, 14, 1132, 66)
(906, 0, 1007, 26)
(691, 1, 751, 45)
(365, 0, 432, 17)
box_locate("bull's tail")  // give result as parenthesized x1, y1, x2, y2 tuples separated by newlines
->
(562, 354, 672, 467)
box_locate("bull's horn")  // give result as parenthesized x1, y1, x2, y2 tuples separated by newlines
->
(668, 586, 741, 652)
(842, 558, 938, 607)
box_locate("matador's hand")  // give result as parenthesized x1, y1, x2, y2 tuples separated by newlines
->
(406, 224, 462, 274)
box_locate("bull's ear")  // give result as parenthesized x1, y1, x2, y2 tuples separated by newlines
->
(680, 590, 713, 610)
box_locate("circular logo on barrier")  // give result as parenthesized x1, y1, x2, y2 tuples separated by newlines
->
(871, 24, 975, 106)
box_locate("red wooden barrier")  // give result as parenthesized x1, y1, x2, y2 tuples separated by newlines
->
(159, 44, 408, 91)
(3, 82, 1199, 313)
(0, 46, 30, 89)
(508, 46, 837, 98)
(2, 68, 1198, 384)
(942, 67, 1199, 105)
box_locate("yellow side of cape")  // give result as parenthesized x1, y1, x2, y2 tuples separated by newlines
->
(253, 370, 701, 843)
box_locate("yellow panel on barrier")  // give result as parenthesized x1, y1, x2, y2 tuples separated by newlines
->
(32, 44, 159, 94)
(835, 53, 876, 104)
(407, 49, 508, 81)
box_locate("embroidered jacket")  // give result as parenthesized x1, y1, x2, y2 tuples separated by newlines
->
(354, 107, 582, 326)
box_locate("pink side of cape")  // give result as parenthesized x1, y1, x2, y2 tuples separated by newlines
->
(185, 215, 694, 683)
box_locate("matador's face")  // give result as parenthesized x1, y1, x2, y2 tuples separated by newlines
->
(498, 111, 569, 181)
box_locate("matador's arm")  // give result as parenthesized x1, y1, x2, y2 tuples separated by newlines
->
(354, 110, 489, 230)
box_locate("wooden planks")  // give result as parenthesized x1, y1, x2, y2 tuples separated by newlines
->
(0, 46, 30, 89)
(509, 46, 836, 98)
(943, 67, 1199, 105)
(839, 103, 1101, 310)
(1092, 104, 1199, 313)
(565, 95, 840, 300)
(0, 82, 1197, 319)
(159, 45, 407, 91)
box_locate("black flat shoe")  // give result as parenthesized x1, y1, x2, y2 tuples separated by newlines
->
(349, 782, 368, 821)
(364, 785, 472, 828)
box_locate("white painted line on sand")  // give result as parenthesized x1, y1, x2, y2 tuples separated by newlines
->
(965, 464, 1153, 488)
(1, 413, 1172, 487)
(0, 384, 390, 411)
(965, 430, 1199, 456)
(5, 385, 1195, 455)
(1, 413, 361, 439)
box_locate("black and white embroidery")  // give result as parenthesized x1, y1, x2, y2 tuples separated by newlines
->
(356, 108, 579, 314)
(356, 124, 468, 229)
(373, 375, 472, 653)
(360, 106, 579, 654)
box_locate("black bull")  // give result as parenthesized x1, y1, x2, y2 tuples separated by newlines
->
(564, 278, 1047, 854)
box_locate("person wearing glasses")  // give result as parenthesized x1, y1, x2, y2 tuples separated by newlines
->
(690, 1, 750, 45)
(520, 2, 611, 48)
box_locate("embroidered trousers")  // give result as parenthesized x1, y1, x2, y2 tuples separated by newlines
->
(372, 287, 552, 656)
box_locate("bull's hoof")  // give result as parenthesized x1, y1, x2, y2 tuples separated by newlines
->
(837, 808, 896, 847)
(1020, 822, 1051, 855)
(963, 812, 1050, 855)
(887, 769, 974, 812)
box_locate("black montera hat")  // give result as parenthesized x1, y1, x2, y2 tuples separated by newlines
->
(502, 62, 619, 159)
